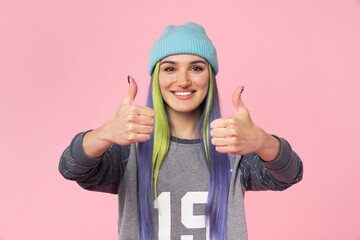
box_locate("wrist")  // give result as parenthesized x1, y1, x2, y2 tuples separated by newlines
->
(97, 120, 114, 145)
(256, 132, 281, 162)
(83, 125, 113, 158)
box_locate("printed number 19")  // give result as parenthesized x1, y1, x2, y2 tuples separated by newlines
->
(154, 192, 209, 240)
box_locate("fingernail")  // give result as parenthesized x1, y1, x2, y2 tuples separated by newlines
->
(241, 86, 245, 93)
(127, 75, 130, 84)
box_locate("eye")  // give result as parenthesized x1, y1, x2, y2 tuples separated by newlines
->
(164, 67, 175, 72)
(191, 66, 203, 71)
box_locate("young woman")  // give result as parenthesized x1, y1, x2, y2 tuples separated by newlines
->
(59, 22, 303, 240)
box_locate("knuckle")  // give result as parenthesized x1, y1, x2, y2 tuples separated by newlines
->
(229, 145, 237, 152)
(129, 105, 136, 112)
(126, 123, 135, 132)
(127, 113, 136, 122)
(229, 128, 237, 136)
(126, 133, 135, 142)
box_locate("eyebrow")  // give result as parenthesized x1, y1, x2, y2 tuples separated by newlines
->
(160, 61, 176, 66)
(190, 60, 207, 65)
(160, 60, 208, 66)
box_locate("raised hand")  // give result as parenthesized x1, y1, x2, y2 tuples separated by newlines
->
(82, 76, 155, 157)
(210, 86, 280, 161)
(104, 76, 155, 145)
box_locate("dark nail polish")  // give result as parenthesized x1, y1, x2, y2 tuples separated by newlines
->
(127, 76, 130, 84)
(241, 86, 245, 93)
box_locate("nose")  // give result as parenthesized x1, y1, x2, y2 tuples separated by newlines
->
(176, 71, 191, 88)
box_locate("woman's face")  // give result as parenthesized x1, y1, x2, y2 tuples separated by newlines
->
(158, 54, 209, 115)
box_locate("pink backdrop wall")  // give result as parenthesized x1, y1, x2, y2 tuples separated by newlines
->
(1, 0, 359, 239)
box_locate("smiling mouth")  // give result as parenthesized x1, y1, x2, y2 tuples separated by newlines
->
(171, 90, 196, 99)
(173, 91, 193, 96)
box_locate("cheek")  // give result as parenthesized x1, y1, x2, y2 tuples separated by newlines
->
(158, 73, 175, 89)
(194, 75, 209, 94)
(198, 79, 208, 90)
(158, 75, 171, 93)
(158, 74, 175, 102)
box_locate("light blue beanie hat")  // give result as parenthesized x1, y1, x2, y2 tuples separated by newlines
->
(148, 22, 218, 75)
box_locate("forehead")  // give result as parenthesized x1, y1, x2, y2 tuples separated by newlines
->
(160, 54, 207, 64)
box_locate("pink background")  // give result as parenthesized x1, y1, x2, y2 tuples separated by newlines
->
(1, 0, 360, 239)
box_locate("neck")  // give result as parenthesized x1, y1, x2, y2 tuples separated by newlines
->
(166, 107, 202, 140)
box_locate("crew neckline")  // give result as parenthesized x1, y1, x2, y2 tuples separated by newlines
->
(170, 136, 201, 144)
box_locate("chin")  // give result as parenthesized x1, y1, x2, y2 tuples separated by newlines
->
(170, 105, 201, 114)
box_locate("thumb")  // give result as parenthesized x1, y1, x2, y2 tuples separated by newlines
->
(232, 86, 247, 115)
(122, 75, 138, 105)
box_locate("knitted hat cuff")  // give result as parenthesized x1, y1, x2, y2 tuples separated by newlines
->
(148, 22, 218, 75)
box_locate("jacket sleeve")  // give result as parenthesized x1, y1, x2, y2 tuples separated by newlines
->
(240, 136, 303, 191)
(58, 131, 131, 194)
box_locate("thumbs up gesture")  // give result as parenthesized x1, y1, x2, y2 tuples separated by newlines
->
(210, 86, 280, 161)
(104, 76, 155, 145)
(82, 76, 155, 158)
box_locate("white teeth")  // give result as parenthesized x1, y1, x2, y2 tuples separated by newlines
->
(174, 92, 192, 96)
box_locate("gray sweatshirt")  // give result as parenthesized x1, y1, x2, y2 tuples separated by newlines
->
(59, 132, 303, 240)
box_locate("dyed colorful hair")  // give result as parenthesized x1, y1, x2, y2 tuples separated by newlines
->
(137, 62, 231, 240)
